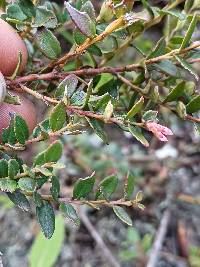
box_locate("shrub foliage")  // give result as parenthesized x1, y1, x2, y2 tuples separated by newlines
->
(0, 0, 200, 238)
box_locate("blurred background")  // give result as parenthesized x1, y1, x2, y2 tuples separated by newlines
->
(1, 0, 200, 267)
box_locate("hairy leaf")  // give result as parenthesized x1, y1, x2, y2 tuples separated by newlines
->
(113, 206, 133, 226)
(36, 201, 55, 239)
(73, 172, 95, 199)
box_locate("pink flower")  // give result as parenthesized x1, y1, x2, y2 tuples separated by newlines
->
(146, 121, 173, 142)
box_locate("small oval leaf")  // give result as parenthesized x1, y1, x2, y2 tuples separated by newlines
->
(113, 206, 133, 226)
(65, 2, 96, 38)
(35, 28, 61, 60)
(36, 201, 55, 239)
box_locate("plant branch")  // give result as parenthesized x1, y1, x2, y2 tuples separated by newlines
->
(7, 42, 200, 86)
(118, 75, 200, 124)
(24, 192, 141, 208)
(20, 85, 143, 127)
(42, 17, 125, 72)
(99, 0, 185, 66)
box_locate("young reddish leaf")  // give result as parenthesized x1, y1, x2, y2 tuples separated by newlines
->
(64, 2, 96, 38)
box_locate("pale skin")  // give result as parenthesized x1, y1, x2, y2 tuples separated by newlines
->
(0, 18, 37, 139)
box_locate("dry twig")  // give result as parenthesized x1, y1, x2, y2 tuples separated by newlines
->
(146, 209, 171, 267)
(78, 208, 120, 267)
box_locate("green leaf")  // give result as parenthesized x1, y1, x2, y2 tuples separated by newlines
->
(18, 0, 36, 18)
(0, 179, 18, 193)
(65, 2, 96, 38)
(177, 101, 187, 119)
(184, 0, 194, 12)
(152, 60, 179, 77)
(6, 4, 27, 21)
(150, 85, 159, 103)
(147, 38, 166, 59)
(164, 81, 186, 102)
(159, 10, 186, 21)
(36, 177, 48, 189)
(94, 73, 113, 92)
(29, 216, 65, 267)
(124, 171, 135, 200)
(142, 110, 158, 122)
(126, 96, 144, 119)
(34, 141, 63, 166)
(60, 203, 80, 227)
(96, 174, 118, 199)
(98, 1, 114, 22)
(180, 14, 197, 50)
(8, 159, 19, 179)
(0, 159, 8, 178)
(34, 166, 52, 177)
(73, 172, 95, 199)
(103, 100, 114, 122)
(49, 102, 67, 132)
(35, 28, 61, 60)
(129, 126, 149, 147)
(2, 115, 17, 145)
(140, 0, 154, 17)
(2, 113, 29, 145)
(86, 118, 108, 144)
(36, 201, 55, 239)
(7, 190, 30, 211)
(0, 0, 6, 10)
(18, 178, 36, 192)
(184, 81, 195, 96)
(81, 1, 96, 21)
(175, 55, 199, 81)
(186, 95, 200, 113)
(70, 90, 85, 106)
(34, 6, 58, 28)
(55, 74, 78, 98)
(113, 206, 133, 226)
(170, 36, 184, 45)
(4, 92, 21, 105)
(88, 45, 102, 56)
(74, 30, 102, 56)
(14, 115, 29, 145)
(33, 192, 43, 208)
(50, 176, 60, 201)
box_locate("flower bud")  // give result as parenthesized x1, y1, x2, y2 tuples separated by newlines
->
(98, 0, 114, 22)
